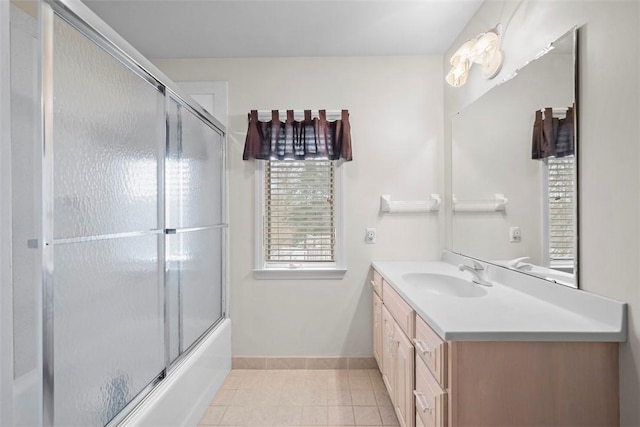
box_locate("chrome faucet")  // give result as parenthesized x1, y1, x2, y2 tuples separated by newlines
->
(458, 260, 493, 286)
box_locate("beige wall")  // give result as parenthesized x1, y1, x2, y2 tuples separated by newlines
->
(154, 56, 445, 357)
(443, 1, 640, 424)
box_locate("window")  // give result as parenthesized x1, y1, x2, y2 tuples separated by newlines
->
(265, 160, 335, 262)
(254, 159, 345, 279)
(546, 155, 575, 268)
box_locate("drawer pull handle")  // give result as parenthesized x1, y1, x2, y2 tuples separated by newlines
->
(370, 280, 377, 289)
(413, 338, 433, 355)
(413, 390, 432, 413)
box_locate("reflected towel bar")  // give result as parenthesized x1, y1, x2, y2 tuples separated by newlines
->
(380, 194, 441, 213)
(452, 194, 508, 212)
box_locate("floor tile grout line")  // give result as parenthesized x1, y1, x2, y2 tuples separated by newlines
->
(199, 368, 399, 427)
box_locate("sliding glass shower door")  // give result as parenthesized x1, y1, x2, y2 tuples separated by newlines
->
(36, 2, 227, 425)
(47, 12, 166, 427)
(166, 99, 225, 363)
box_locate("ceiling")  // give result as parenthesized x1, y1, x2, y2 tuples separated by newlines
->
(83, 0, 484, 59)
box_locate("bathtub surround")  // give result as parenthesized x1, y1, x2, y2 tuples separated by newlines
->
(120, 320, 232, 427)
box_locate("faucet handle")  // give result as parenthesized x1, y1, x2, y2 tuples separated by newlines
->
(470, 259, 484, 270)
(458, 260, 484, 271)
(506, 257, 530, 268)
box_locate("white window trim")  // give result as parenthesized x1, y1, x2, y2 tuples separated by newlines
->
(253, 159, 346, 280)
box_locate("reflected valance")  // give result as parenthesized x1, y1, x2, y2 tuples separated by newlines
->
(243, 109, 353, 161)
(532, 106, 575, 160)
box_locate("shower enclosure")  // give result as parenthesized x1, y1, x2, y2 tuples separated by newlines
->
(1, 1, 229, 425)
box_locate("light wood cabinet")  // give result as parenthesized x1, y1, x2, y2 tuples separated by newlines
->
(382, 280, 414, 338)
(381, 305, 395, 398)
(394, 321, 415, 427)
(373, 292, 382, 368)
(371, 266, 620, 427)
(377, 278, 415, 427)
(414, 315, 446, 387)
(372, 269, 383, 296)
(448, 341, 619, 426)
(415, 352, 447, 427)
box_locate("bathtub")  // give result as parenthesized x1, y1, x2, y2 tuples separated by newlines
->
(119, 319, 232, 427)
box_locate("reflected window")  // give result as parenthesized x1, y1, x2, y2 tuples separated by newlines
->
(546, 155, 575, 270)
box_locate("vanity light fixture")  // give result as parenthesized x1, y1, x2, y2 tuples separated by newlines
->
(446, 24, 504, 87)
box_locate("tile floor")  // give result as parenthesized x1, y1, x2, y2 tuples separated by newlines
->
(198, 369, 400, 426)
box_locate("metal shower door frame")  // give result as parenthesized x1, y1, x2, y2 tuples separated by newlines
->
(40, 1, 227, 425)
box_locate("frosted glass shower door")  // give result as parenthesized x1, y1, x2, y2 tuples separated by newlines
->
(167, 99, 225, 360)
(47, 13, 165, 426)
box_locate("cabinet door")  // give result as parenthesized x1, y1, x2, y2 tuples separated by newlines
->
(373, 293, 383, 369)
(381, 305, 396, 398)
(394, 322, 415, 427)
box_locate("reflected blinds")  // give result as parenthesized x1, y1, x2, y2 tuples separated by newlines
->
(547, 156, 575, 261)
(265, 160, 335, 263)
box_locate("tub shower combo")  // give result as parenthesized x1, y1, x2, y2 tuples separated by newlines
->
(2, 1, 230, 425)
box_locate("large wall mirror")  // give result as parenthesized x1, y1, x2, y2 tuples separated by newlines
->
(451, 28, 578, 288)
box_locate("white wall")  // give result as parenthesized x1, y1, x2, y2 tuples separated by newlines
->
(443, 1, 640, 424)
(153, 56, 445, 356)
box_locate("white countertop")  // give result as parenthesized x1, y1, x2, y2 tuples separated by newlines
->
(372, 252, 627, 342)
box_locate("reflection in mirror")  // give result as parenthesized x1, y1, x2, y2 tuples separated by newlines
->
(451, 28, 578, 288)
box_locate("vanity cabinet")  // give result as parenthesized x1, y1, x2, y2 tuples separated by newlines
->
(372, 270, 383, 368)
(393, 320, 415, 427)
(415, 351, 447, 427)
(414, 316, 447, 427)
(371, 266, 620, 427)
(447, 340, 619, 426)
(381, 306, 395, 399)
(373, 292, 382, 367)
(376, 275, 415, 427)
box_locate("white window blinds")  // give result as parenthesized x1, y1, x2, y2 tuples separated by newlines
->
(264, 160, 335, 263)
(547, 156, 575, 261)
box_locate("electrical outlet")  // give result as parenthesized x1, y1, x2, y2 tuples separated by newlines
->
(365, 227, 376, 244)
(509, 226, 521, 242)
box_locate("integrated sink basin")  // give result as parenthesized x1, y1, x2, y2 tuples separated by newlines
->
(401, 272, 488, 298)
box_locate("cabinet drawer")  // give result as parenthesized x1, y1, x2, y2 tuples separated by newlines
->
(414, 315, 447, 387)
(415, 357, 447, 427)
(371, 269, 383, 297)
(416, 412, 426, 427)
(383, 280, 414, 338)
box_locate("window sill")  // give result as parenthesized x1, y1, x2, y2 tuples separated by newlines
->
(253, 268, 347, 280)
(550, 259, 574, 271)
